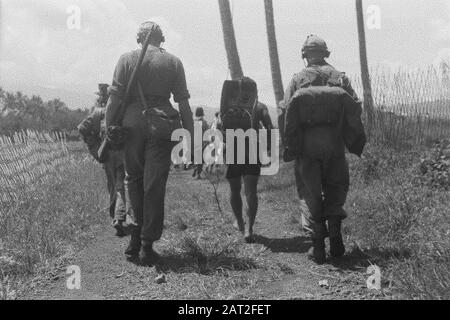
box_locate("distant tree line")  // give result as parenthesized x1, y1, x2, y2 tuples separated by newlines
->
(0, 87, 89, 139)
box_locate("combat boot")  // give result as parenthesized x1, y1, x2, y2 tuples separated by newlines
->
(308, 238, 326, 264)
(125, 229, 141, 258)
(139, 241, 160, 266)
(307, 222, 327, 264)
(112, 219, 126, 237)
(328, 218, 345, 258)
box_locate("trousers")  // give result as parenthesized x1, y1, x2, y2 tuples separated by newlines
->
(122, 102, 173, 243)
(294, 155, 349, 238)
(103, 150, 126, 221)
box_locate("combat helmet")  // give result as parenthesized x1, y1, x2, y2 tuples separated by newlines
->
(96, 83, 109, 97)
(301, 35, 330, 59)
(136, 21, 165, 44)
(195, 106, 205, 118)
(96, 83, 109, 107)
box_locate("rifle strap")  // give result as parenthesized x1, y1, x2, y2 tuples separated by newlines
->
(137, 81, 149, 110)
(115, 27, 156, 126)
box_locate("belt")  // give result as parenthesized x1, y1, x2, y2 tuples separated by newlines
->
(129, 95, 170, 107)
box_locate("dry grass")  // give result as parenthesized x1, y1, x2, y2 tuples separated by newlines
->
(0, 132, 108, 299)
(1, 127, 449, 300)
(344, 143, 449, 299)
(265, 141, 449, 299)
(351, 65, 450, 147)
(162, 236, 258, 275)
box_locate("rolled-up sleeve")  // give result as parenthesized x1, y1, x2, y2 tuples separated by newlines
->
(109, 54, 130, 98)
(171, 59, 191, 103)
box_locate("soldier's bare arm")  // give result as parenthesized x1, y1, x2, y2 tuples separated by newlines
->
(178, 99, 194, 138)
(259, 103, 274, 130)
(106, 54, 129, 127)
(172, 58, 193, 149)
(105, 94, 121, 128)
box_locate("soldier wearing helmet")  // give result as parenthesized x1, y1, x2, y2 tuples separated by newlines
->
(95, 83, 109, 108)
(106, 21, 194, 265)
(281, 35, 363, 264)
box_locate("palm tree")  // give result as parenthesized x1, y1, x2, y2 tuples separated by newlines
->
(264, 0, 284, 104)
(356, 0, 375, 136)
(218, 0, 244, 80)
(264, 0, 285, 134)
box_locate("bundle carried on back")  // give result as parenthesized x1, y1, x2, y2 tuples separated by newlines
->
(220, 77, 258, 131)
(284, 67, 366, 160)
(290, 86, 344, 127)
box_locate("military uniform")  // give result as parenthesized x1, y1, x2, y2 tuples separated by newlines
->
(283, 62, 359, 238)
(281, 35, 365, 263)
(78, 106, 127, 223)
(109, 32, 190, 246)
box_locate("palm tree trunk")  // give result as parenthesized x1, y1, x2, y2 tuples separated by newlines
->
(264, 0, 284, 104)
(264, 0, 285, 138)
(356, 0, 375, 136)
(218, 0, 244, 80)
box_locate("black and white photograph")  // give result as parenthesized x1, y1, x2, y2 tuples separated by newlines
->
(0, 0, 449, 304)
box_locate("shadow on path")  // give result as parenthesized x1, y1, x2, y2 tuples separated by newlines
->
(253, 235, 311, 254)
(128, 253, 258, 275)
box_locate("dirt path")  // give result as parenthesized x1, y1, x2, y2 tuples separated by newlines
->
(23, 164, 382, 300)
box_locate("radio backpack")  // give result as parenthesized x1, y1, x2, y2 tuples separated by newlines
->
(220, 77, 258, 131)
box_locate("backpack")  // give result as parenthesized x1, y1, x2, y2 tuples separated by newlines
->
(290, 86, 346, 127)
(220, 78, 258, 131)
(285, 65, 366, 158)
(288, 66, 347, 127)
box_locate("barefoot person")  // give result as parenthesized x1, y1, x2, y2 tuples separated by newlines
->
(105, 21, 194, 265)
(220, 77, 273, 242)
(282, 35, 366, 264)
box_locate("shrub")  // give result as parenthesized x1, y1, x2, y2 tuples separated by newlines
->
(419, 139, 450, 190)
(345, 144, 449, 299)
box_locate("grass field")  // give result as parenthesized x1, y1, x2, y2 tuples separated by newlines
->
(0, 135, 108, 299)
(1, 133, 448, 299)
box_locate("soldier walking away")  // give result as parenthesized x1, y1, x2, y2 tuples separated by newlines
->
(105, 22, 194, 266)
(282, 35, 366, 264)
(192, 107, 209, 179)
(211, 112, 223, 132)
(220, 77, 273, 243)
(205, 111, 224, 173)
(78, 84, 128, 237)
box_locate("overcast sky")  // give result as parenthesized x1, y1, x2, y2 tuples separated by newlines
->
(0, 0, 449, 109)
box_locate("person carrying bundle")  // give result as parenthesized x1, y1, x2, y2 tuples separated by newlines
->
(281, 35, 366, 264)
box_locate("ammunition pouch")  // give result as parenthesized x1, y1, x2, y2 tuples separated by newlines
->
(143, 105, 182, 142)
(137, 82, 182, 143)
